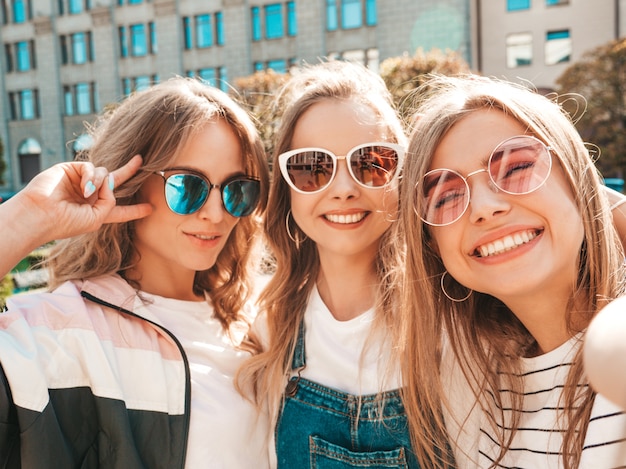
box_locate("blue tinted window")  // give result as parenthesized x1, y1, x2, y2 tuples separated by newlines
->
(326, 0, 337, 30)
(287, 2, 297, 36)
(183, 17, 193, 49)
(251, 7, 261, 41)
(254, 62, 264, 72)
(13, 0, 26, 22)
(72, 33, 87, 64)
(507, 0, 530, 11)
(216, 12, 224, 45)
(265, 4, 283, 39)
(365, 0, 376, 26)
(16, 41, 30, 71)
(69, 0, 82, 14)
(130, 24, 147, 56)
(135, 75, 150, 91)
(20, 89, 35, 120)
(196, 14, 213, 48)
(342, 0, 362, 29)
(76, 83, 91, 114)
(219, 66, 228, 92)
(199, 68, 217, 87)
(119, 26, 128, 57)
(267, 59, 287, 73)
(149, 22, 157, 53)
(64, 87, 74, 115)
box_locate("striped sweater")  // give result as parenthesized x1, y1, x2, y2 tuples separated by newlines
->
(442, 335, 626, 468)
(0, 275, 190, 468)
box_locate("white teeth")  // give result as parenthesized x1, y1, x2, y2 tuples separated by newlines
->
(477, 230, 538, 257)
(193, 234, 216, 240)
(325, 212, 366, 224)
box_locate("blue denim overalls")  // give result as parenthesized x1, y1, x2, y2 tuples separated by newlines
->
(275, 322, 421, 468)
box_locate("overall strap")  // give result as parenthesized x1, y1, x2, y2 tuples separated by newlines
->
(291, 319, 306, 370)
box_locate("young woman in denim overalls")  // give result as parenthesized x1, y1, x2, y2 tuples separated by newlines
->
(238, 61, 424, 468)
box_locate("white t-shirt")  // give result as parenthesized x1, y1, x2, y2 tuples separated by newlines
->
(298, 285, 401, 395)
(442, 334, 626, 468)
(135, 293, 270, 469)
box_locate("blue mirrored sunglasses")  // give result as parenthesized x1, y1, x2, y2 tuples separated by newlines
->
(155, 171, 261, 217)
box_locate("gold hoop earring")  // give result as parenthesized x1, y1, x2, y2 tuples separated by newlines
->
(285, 210, 303, 248)
(440, 271, 472, 303)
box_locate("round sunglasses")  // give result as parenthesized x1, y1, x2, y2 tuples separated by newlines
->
(278, 142, 405, 194)
(416, 135, 553, 226)
(155, 170, 261, 217)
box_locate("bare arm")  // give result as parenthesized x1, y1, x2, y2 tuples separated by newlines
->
(1, 155, 152, 277)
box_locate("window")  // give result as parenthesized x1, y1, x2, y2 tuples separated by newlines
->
(64, 82, 98, 115)
(60, 32, 94, 64)
(118, 0, 143, 4)
(18, 138, 41, 184)
(265, 4, 283, 39)
(12, 0, 28, 23)
(196, 14, 213, 48)
(365, 0, 376, 26)
(251, 7, 261, 41)
(546, 0, 568, 4)
(188, 67, 228, 92)
(69, 0, 82, 14)
(545, 29, 570, 65)
(9, 89, 39, 120)
(5, 41, 36, 72)
(16, 41, 30, 70)
(252, 3, 296, 41)
(183, 12, 224, 49)
(267, 59, 287, 73)
(326, 0, 338, 31)
(122, 75, 158, 95)
(216, 12, 224, 45)
(506, 32, 532, 68)
(342, 0, 361, 29)
(149, 22, 157, 54)
(287, 2, 297, 36)
(327, 0, 375, 30)
(507, 0, 530, 11)
(130, 24, 147, 56)
(119, 26, 128, 57)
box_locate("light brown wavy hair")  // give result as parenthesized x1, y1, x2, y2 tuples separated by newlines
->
(47, 76, 270, 331)
(237, 60, 407, 422)
(398, 74, 626, 469)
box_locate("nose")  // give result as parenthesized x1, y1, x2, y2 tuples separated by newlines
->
(328, 159, 359, 200)
(196, 187, 226, 223)
(466, 170, 509, 224)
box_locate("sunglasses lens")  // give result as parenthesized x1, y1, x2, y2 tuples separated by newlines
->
(350, 145, 400, 188)
(419, 170, 469, 226)
(489, 136, 551, 194)
(284, 151, 334, 192)
(222, 178, 261, 217)
(165, 174, 208, 215)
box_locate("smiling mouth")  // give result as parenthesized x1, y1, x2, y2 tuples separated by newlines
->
(191, 234, 218, 241)
(474, 229, 541, 258)
(324, 212, 367, 224)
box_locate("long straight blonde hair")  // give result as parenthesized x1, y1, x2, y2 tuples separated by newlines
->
(47, 77, 270, 331)
(237, 60, 407, 424)
(398, 74, 626, 469)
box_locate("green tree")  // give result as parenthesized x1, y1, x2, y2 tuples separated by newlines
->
(379, 48, 471, 127)
(556, 38, 626, 178)
(232, 69, 289, 164)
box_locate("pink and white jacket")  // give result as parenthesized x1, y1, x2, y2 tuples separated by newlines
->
(0, 274, 190, 468)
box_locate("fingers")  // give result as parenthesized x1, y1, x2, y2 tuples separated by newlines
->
(109, 155, 143, 191)
(104, 203, 153, 224)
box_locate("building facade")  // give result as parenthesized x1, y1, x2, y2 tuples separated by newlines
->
(1, 0, 623, 195)
(473, 0, 625, 92)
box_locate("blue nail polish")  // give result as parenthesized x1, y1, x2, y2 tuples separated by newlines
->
(108, 174, 115, 191)
(84, 181, 96, 198)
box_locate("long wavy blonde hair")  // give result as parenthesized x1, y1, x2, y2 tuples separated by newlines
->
(398, 74, 626, 469)
(47, 77, 270, 331)
(237, 60, 407, 422)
